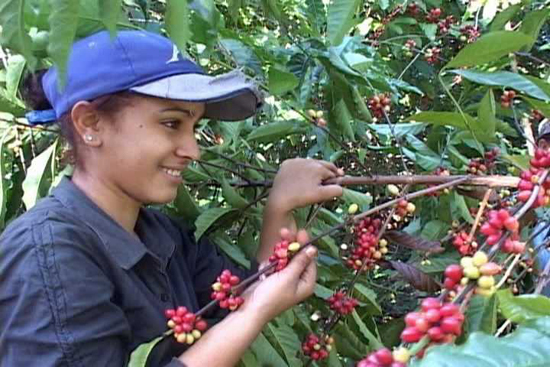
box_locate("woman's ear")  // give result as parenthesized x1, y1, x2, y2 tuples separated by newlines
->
(71, 101, 103, 147)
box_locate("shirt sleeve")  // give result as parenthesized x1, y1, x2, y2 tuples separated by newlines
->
(0, 219, 178, 367)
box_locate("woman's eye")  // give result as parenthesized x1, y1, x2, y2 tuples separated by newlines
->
(163, 120, 180, 129)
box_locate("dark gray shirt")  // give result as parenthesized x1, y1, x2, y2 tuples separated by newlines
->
(0, 177, 255, 366)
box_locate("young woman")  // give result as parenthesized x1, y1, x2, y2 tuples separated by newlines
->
(0, 30, 344, 366)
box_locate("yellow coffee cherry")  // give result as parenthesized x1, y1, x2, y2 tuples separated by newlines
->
(167, 320, 176, 328)
(212, 282, 222, 291)
(288, 242, 301, 252)
(379, 239, 388, 247)
(177, 333, 186, 343)
(314, 343, 321, 351)
(406, 202, 416, 213)
(464, 266, 480, 279)
(387, 184, 400, 196)
(192, 330, 202, 339)
(348, 203, 359, 215)
(477, 275, 495, 289)
(460, 277, 469, 286)
(460, 256, 473, 268)
(472, 251, 488, 267)
(307, 109, 317, 118)
(380, 247, 388, 255)
(316, 110, 324, 118)
(186, 334, 195, 345)
(373, 251, 382, 259)
(476, 286, 496, 297)
(392, 347, 411, 363)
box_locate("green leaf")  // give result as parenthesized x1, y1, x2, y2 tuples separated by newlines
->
(314, 282, 334, 299)
(194, 207, 235, 239)
(502, 154, 531, 171)
(351, 310, 384, 349)
(5, 55, 26, 101)
(445, 31, 534, 68)
(452, 70, 550, 102)
(268, 67, 299, 96)
(22, 140, 57, 210)
(410, 317, 550, 366)
(368, 122, 426, 138)
(166, 0, 191, 53)
(342, 188, 372, 210)
(221, 179, 248, 209)
(327, 0, 361, 46)
(265, 324, 301, 366)
(0, 130, 10, 228)
(519, 8, 550, 50)
(477, 89, 496, 137)
(215, 234, 250, 268)
(219, 39, 262, 75)
(489, 4, 522, 31)
(452, 192, 475, 224)
(247, 121, 306, 142)
(99, 0, 121, 37)
(406, 111, 477, 130)
(128, 335, 165, 367)
(420, 23, 437, 41)
(466, 295, 498, 334)
(497, 289, 550, 324)
(47, 0, 79, 87)
(332, 98, 355, 141)
(353, 283, 382, 315)
(0, 0, 36, 67)
(174, 185, 201, 221)
(250, 332, 287, 367)
(351, 85, 372, 122)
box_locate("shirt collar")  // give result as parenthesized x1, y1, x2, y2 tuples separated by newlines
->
(52, 177, 175, 270)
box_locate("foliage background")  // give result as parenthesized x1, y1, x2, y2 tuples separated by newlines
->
(1, 0, 550, 365)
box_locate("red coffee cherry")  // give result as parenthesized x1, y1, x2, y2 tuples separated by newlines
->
(328, 291, 359, 315)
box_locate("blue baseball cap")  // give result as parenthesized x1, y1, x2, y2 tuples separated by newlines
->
(29, 30, 262, 124)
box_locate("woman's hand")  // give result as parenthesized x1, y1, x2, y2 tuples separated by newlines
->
(242, 229, 317, 324)
(267, 158, 344, 214)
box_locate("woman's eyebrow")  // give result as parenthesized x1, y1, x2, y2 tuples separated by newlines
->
(159, 107, 194, 116)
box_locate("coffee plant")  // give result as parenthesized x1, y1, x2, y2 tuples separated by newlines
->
(1, 0, 550, 366)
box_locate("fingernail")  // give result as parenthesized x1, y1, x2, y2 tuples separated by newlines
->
(306, 247, 317, 258)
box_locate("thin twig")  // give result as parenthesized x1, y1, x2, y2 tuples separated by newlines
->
(467, 188, 493, 242)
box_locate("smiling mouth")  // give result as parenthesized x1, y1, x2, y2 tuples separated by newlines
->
(162, 168, 182, 178)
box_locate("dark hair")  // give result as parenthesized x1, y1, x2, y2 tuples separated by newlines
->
(20, 70, 135, 166)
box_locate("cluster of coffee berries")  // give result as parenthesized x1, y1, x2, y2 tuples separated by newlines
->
(407, 3, 420, 16)
(452, 230, 477, 255)
(459, 251, 502, 296)
(402, 39, 416, 57)
(426, 8, 442, 23)
(367, 7, 402, 44)
(302, 333, 333, 361)
(480, 209, 525, 253)
(467, 147, 500, 174)
(395, 199, 416, 219)
(328, 291, 359, 315)
(308, 109, 327, 127)
(424, 47, 441, 64)
(269, 239, 301, 271)
(345, 217, 385, 271)
(165, 307, 208, 345)
(368, 94, 392, 119)
(501, 90, 516, 108)
(438, 16, 455, 34)
(517, 155, 550, 208)
(357, 347, 408, 367)
(211, 269, 244, 310)
(401, 298, 464, 347)
(460, 25, 480, 43)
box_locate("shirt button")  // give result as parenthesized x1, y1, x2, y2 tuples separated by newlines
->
(160, 293, 170, 302)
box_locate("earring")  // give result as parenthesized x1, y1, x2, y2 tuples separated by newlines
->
(84, 135, 93, 142)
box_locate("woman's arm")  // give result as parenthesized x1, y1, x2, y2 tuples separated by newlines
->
(178, 244, 318, 367)
(257, 159, 344, 263)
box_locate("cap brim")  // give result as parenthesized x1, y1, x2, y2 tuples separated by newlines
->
(130, 70, 262, 121)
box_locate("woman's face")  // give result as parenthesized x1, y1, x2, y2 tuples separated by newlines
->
(96, 95, 204, 205)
